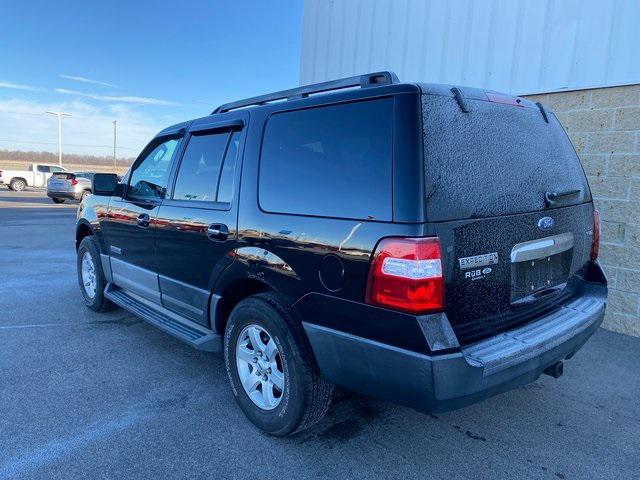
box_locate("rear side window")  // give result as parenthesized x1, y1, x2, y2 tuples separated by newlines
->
(217, 131, 240, 204)
(259, 98, 393, 220)
(173, 132, 229, 202)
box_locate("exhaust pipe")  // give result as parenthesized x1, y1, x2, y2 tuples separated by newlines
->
(543, 361, 564, 379)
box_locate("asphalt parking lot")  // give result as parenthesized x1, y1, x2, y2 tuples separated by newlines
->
(0, 188, 638, 480)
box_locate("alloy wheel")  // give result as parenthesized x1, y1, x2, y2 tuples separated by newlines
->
(81, 251, 97, 299)
(235, 324, 285, 410)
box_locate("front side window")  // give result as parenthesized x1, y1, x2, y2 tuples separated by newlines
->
(128, 138, 179, 200)
(259, 98, 393, 220)
(172, 129, 240, 204)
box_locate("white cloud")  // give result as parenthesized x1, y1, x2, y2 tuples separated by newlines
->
(0, 81, 44, 92)
(58, 74, 117, 88)
(0, 98, 177, 158)
(55, 88, 185, 107)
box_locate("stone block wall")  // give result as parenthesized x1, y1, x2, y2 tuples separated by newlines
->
(524, 84, 640, 336)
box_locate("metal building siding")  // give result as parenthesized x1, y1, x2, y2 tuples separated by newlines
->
(300, 0, 640, 94)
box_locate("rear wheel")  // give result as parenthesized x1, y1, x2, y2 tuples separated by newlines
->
(224, 292, 333, 436)
(52, 198, 65, 204)
(10, 179, 26, 192)
(77, 236, 115, 312)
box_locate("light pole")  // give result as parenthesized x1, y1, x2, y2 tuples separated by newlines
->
(113, 120, 117, 171)
(45, 111, 72, 167)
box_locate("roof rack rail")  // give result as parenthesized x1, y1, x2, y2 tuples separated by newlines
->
(212, 71, 400, 114)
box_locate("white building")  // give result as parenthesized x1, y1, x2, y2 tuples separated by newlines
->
(300, 0, 639, 94)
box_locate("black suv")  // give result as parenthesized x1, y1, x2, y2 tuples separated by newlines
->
(76, 72, 607, 436)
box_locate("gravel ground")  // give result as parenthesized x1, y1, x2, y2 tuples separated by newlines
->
(0, 189, 638, 480)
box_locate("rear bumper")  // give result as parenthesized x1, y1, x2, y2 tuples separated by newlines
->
(47, 191, 81, 200)
(303, 283, 606, 413)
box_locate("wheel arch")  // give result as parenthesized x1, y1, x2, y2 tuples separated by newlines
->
(213, 276, 272, 335)
(75, 221, 95, 251)
(212, 247, 306, 335)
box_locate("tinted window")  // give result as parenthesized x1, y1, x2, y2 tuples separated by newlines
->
(217, 130, 240, 203)
(259, 99, 393, 220)
(421, 94, 591, 221)
(128, 138, 178, 200)
(52, 172, 73, 179)
(37, 165, 51, 173)
(172, 132, 229, 202)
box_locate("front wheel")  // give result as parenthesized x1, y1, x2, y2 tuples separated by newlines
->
(224, 293, 333, 436)
(77, 236, 115, 312)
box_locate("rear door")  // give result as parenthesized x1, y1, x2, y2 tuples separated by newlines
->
(102, 133, 183, 303)
(155, 115, 246, 326)
(421, 90, 595, 344)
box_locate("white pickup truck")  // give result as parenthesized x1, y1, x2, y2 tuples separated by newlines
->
(0, 164, 68, 191)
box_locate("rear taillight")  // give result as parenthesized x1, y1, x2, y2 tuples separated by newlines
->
(70, 178, 78, 186)
(366, 237, 444, 314)
(591, 210, 601, 261)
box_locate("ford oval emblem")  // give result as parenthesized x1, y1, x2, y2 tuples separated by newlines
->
(538, 216, 555, 231)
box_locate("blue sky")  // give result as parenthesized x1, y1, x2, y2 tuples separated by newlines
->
(0, 0, 303, 158)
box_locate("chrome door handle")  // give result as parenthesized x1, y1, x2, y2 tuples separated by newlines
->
(207, 223, 229, 241)
(136, 213, 150, 228)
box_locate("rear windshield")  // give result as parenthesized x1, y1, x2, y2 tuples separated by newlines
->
(422, 94, 591, 222)
(52, 172, 74, 179)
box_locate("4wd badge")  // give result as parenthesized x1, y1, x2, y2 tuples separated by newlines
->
(464, 267, 493, 280)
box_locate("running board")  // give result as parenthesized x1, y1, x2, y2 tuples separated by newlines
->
(104, 283, 222, 352)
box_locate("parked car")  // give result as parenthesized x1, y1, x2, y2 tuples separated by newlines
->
(47, 171, 94, 203)
(75, 72, 607, 436)
(0, 163, 67, 191)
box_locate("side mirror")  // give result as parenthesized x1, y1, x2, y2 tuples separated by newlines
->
(93, 173, 123, 197)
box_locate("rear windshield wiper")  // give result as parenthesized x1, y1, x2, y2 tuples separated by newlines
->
(545, 189, 581, 207)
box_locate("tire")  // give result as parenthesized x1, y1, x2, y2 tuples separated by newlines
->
(10, 179, 26, 192)
(77, 236, 115, 312)
(52, 198, 65, 204)
(224, 292, 333, 436)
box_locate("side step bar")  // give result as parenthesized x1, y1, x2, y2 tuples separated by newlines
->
(104, 283, 222, 352)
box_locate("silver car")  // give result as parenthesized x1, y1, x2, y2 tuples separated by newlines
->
(46, 172, 94, 203)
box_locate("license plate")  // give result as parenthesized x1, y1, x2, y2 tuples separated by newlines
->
(511, 251, 571, 302)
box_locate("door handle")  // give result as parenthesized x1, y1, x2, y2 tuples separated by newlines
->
(136, 213, 150, 228)
(207, 223, 229, 241)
